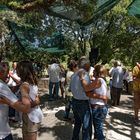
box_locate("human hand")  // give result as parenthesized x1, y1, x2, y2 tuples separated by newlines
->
(9, 71, 13, 77)
(78, 69, 85, 80)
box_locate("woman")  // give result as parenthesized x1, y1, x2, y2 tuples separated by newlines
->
(16, 61, 43, 140)
(80, 64, 108, 140)
(64, 60, 78, 119)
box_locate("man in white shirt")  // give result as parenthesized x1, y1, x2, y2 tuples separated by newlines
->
(0, 62, 31, 140)
(48, 58, 61, 100)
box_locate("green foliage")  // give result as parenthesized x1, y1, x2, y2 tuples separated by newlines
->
(0, 0, 140, 68)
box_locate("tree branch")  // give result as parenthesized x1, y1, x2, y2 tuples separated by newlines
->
(7, 0, 56, 12)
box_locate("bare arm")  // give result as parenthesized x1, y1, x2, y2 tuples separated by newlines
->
(78, 70, 101, 91)
(1, 95, 31, 113)
(86, 91, 108, 104)
(11, 83, 31, 113)
(0, 97, 8, 104)
(81, 78, 101, 92)
(30, 95, 40, 108)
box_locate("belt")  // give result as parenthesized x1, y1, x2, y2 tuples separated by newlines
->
(91, 104, 105, 109)
(72, 98, 88, 102)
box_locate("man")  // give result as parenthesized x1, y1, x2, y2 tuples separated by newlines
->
(110, 61, 124, 106)
(132, 62, 140, 125)
(0, 62, 31, 140)
(48, 58, 61, 100)
(70, 57, 92, 140)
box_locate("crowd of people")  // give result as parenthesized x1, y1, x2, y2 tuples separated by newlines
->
(0, 56, 139, 140)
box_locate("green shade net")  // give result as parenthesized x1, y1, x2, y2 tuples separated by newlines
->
(50, 0, 120, 26)
(128, 0, 140, 18)
(0, 0, 121, 52)
(8, 21, 65, 53)
(82, 0, 120, 26)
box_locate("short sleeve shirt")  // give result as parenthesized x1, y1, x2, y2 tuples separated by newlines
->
(48, 63, 61, 83)
(0, 80, 18, 139)
(70, 69, 90, 100)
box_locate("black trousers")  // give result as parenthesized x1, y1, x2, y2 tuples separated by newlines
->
(111, 86, 122, 106)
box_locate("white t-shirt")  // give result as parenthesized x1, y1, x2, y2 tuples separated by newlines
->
(90, 78, 107, 105)
(0, 80, 18, 139)
(110, 66, 124, 88)
(25, 83, 44, 123)
(48, 63, 61, 83)
(7, 70, 20, 87)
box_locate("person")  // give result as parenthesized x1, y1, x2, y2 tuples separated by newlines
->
(109, 61, 124, 106)
(70, 57, 97, 140)
(132, 62, 140, 125)
(59, 64, 66, 99)
(7, 61, 21, 122)
(48, 58, 61, 100)
(7, 61, 21, 91)
(80, 64, 108, 140)
(16, 61, 44, 140)
(63, 60, 78, 120)
(123, 68, 129, 93)
(0, 61, 31, 140)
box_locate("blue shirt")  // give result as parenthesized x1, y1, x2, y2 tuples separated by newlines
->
(70, 70, 90, 100)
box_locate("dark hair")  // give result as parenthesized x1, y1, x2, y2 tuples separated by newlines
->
(16, 61, 37, 85)
(51, 58, 58, 64)
(68, 60, 78, 71)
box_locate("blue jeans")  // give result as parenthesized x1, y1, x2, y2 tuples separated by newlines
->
(92, 105, 108, 140)
(72, 98, 92, 140)
(0, 134, 13, 140)
(49, 81, 59, 98)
